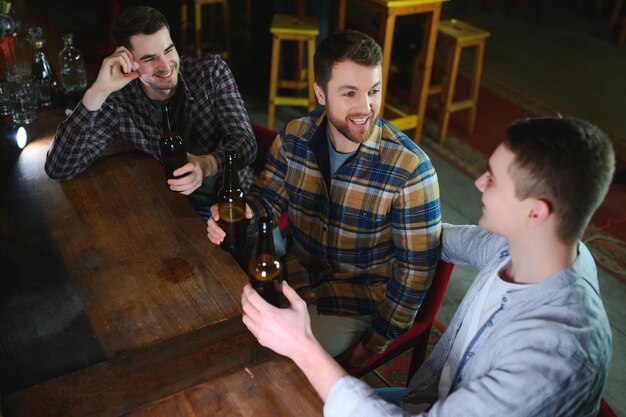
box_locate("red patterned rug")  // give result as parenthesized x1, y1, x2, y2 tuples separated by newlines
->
(361, 320, 446, 388)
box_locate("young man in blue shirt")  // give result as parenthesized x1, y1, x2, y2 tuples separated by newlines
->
(242, 116, 615, 417)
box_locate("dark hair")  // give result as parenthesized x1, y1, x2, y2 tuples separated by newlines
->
(504, 117, 615, 243)
(112, 6, 170, 50)
(313, 30, 383, 91)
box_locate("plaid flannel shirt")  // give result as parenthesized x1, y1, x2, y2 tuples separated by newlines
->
(45, 54, 257, 189)
(247, 109, 441, 352)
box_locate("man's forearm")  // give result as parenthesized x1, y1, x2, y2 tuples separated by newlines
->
(293, 338, 348, 402)
(81, 85, 111, 111)
(196, 153, 218, 177)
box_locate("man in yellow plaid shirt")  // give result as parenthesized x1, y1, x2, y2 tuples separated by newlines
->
(208, 30, 441, 367)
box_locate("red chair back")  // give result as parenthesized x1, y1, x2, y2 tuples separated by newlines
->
(347, 260, 454, 381)
(598, 398, 618, 417)
(251, 123, 288, 232)
(251, 122, 278, 175)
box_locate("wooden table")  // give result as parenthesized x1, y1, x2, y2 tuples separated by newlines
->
(337, 0, 446, 143)
(0, 109, 323, 416)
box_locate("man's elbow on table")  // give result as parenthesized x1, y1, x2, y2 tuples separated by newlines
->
(44, 156, 80, 181)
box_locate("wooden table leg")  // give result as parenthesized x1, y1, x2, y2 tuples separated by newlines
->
(438, 42, 461, 143)
(307, 35, 316, 111)
(379, 10, 397, 117)
(411, 3, 442, 143)
(467, 40, 486, 135)
(610, 0, 624, 29)
(267, 35, 281, 130)
(337, 0, 347, 31)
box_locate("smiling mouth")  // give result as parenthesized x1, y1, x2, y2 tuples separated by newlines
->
(154, 67, 174, 79)
(349, 115, 371, 126)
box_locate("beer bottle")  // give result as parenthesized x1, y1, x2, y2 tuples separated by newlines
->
(160, 102, 187, 180)
(248, 216, 283, 307)
(218, 151, 246, 252)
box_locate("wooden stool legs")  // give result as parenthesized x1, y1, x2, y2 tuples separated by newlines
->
(436, 40, 486, 143)
(307, 36, 316, 112)
(267, 15, 318, 131)
(181, 0, 231, 59)
(438, 40, 462, 143)
(429, 20, 489, 143)
(267, 35, 282, 133)
(267, 34, 316, 131)
(467, 40, 486, 134)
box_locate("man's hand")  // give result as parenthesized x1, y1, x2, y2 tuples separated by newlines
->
(335, 341, 375, 369)
(242, 281, 349, 402)
(82, 46, 140, 111)
(167, 156, 203, 195)
(167, 153, 217, 195)
(206, 203, 253, 244)
(242, 281, 315, 360)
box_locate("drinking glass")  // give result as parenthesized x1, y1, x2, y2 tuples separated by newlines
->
(0, 81, 11, 116)
(11, 80, 37, 124)
(3, 34, 31, 83)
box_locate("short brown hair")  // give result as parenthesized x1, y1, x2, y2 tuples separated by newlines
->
(112, 6, 169, 50)
(313, 30, 383, 91)
(504, 117, 615, 243)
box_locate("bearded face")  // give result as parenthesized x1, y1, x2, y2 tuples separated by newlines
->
(315, 60, 382, 147)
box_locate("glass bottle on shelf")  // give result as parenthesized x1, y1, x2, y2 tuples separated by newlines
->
(2, 21, 30, 83)
(58, 33, 87, 94)
(28, 26, 54, 108)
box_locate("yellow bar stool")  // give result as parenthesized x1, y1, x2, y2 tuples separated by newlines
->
(181, 0, 231, 60)
(267, 14, 319, 131)
(428, 19, 490, 143)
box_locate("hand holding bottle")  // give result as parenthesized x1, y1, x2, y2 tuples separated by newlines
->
(82, 46, 139, 110)
(166, 153, 216, 195)
(206, 202, 253, 245)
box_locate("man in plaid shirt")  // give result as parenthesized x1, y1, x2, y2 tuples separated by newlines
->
(208, 30, 441, 366)
(45, 6, 256, 216)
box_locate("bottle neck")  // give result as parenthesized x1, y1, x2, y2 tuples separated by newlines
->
(224, 153, 240, 189)
(162, 104, 175, 135)
(257, 218, 275, 256)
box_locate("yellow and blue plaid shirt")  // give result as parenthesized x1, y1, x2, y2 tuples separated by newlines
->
(247, 109, 441, 352)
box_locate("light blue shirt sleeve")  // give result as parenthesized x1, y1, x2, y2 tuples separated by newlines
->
(324, 376, 414, 417)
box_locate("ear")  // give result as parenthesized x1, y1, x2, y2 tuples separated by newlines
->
(527, 198, 551, 226)
(313, 82, 326, 106)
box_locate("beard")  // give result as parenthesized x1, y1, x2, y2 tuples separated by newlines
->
(328, 111, 377, 144)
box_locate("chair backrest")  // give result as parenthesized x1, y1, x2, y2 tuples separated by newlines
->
(598, 398, 618, 417)
(413, 260, 454, 326)
(348, 260, 454, 377)
(251, 122, 289, 232)
(251, 122, 278, 175)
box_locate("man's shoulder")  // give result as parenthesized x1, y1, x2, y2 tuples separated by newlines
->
(376, 117, 433, 172)
(281, 109, 324, 142)
(106, 81, 142, 106)
(445, 224, 507, 249)
(180, 54, 226, 77)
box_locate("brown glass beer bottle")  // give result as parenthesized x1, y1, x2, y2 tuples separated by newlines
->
(218, 151, 246, 252)
(248, 216, 283, 307)
(160, 102, 187, 180)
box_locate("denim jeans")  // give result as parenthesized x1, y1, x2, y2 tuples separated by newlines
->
(375, 387, 407, 406)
